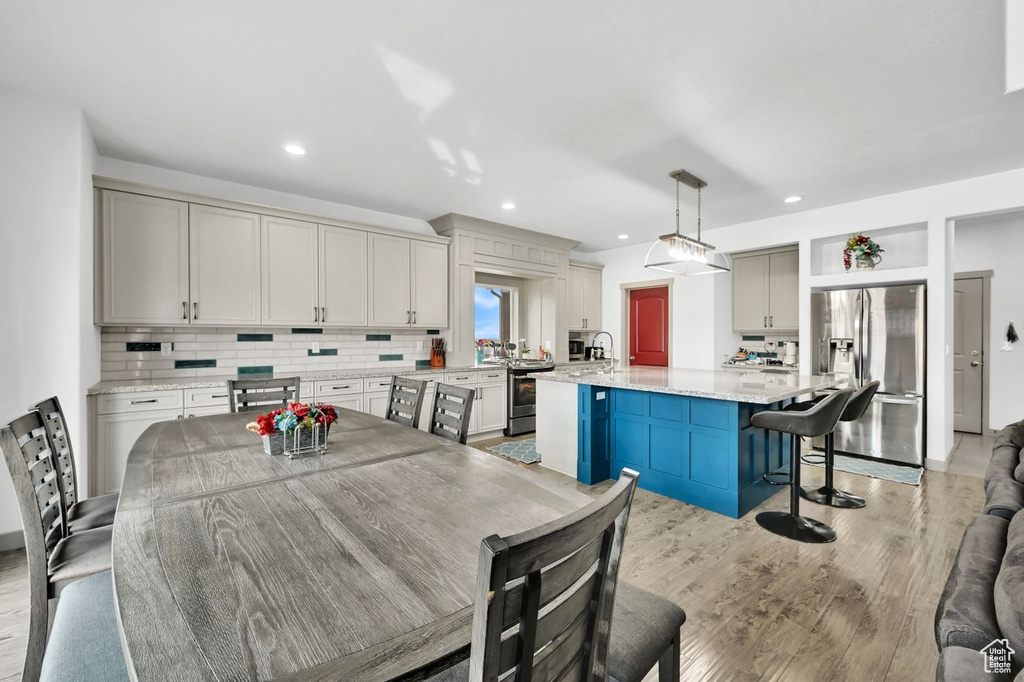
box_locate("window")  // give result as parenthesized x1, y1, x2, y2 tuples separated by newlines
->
(475, 285, 513, 345)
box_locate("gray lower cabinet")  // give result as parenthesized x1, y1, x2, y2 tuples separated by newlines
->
(732, 247, 799, 333)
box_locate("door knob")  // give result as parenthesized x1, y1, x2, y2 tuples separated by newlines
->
(629, 355, 636, 361)
(971, 360, 982, 367)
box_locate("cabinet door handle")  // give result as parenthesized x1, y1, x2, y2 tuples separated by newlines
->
(129, 399, 158, 405)
(182, 301, 187, 320)
(331, 385, 351, 390)
(321, 307, 326, 322)
(193, 302, 199, 320)
(769, 315, 773, 327)
(211, 394, 227, 399)
(406, 310, 411, 324)
(412, 310, 416, 324)
(764, 316, 767, 328)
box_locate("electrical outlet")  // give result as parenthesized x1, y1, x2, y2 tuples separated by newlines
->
(161, 342, 172, 357)
(545, 340, 552, 349)
(417, 341, 424, 351)
(312, 341, 321, 354)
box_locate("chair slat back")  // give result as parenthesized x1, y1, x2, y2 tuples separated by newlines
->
(469, 468, 640, 682)
(2, 412, 70, 682)
(227, 377, 301, 413)
(31, 396, 78, 518)
(386, 377, 427, 429)
(429, 383, 475, 444)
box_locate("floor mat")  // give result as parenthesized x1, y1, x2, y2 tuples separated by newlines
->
(807, 450, 922, 485)
(487, 438, 540, 464)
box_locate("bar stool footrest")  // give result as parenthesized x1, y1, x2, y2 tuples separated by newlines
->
(800, 453, 826, 465)
(762, 471, 791, 486)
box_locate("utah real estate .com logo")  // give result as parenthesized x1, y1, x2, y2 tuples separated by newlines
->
(981, 639, 1014, 675)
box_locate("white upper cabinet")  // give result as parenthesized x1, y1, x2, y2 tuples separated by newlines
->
(188, 205, 261, 325)
(101, 191, 189, 325)
(262, 216, 319, 326)
(411, 240, 448, 328)
(368, 234, 412, 327)
(583, 267, 603, 331)
(319, 225, 367, 326)
(567, 263, 602, 331)
(732, 247, 799, 332)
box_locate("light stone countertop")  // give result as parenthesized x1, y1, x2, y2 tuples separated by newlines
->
(87, 364, 505, 395)
(534, 366, 842, 404)
(720, 362, 801, 374)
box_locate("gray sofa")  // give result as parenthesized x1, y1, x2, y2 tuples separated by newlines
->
(936, 421, 1024, 681)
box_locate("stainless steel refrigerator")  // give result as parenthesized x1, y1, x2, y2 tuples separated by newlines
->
(811, 284, 926, 466)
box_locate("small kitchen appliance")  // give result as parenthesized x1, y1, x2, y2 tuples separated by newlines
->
(568, 338, 585, 361)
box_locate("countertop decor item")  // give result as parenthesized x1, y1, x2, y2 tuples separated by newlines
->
(644, 168, 731, 275)
(246, 402, 337, 458)
(843, 233, 884, 270)
(431, 337, 446, 367)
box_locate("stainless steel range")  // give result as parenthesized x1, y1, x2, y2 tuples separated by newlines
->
(504, 359, 555, 436)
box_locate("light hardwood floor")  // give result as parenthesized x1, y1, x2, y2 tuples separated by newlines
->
(0, 448, 985, 681)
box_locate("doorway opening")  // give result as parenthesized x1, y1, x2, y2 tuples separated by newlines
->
(621, 280, 672, 367)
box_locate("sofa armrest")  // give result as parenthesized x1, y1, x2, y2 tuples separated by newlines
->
(985, 477, 1024, 521)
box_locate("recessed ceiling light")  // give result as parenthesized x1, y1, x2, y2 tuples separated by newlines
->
(284, 144, 307, 156)
(501, 202, 516, 210)
(618, 234, 630, 240)
(784, 195, 803, 203)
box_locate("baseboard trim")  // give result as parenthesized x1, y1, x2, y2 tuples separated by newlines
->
(0, 529, 25, 552)
(925, 457, 950, 472)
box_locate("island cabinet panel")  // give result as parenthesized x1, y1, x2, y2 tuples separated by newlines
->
(578, 385, 792, 518)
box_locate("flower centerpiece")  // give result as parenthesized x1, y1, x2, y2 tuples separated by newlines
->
(246, 402, 338, 456)
(843, 234, 884, 271)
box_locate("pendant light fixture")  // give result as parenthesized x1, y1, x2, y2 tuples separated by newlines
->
(644, 169, 731, 275)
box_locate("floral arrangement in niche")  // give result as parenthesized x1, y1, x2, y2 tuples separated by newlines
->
(246, 403, 338, 436)
(843, 233, 884, 271)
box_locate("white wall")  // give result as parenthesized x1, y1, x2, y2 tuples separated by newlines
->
(590, 166, 1024, 467)
(954, 211, 1024, 430)
(95, 157, 434, 236)
(0, 86, 97, 543)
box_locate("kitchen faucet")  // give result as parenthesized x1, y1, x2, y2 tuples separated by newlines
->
(590, 330, 615, 373)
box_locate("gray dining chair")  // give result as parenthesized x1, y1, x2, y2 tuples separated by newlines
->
(227, 376, 301, 413)
(386, 377, 428, 429)
(31, 396, 118, 535)
(1, 412, 114, 682)
(429, 383, 476, 444)
(424, 468, 686, 682)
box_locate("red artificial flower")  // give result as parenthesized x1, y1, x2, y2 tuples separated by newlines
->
(315, 404, 338, 426)
(288, 402, 311, 419)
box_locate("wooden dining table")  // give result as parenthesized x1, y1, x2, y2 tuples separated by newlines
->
(112, 409, 591, 681)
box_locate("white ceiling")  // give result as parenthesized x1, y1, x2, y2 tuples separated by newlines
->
(1, 1, 1022, 251)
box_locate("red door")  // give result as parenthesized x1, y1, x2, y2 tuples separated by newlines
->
(629, 286, 669, 366)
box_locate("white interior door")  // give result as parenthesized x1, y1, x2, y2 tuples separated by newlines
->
(320, 225, 368, 326)
(410, 240, 448, 328)
(102, 190, 189, 324)
(368, 234, 411, 327)
(189, 205, 261, 325)
(262, 216, 319, 326)
(953, 277, 985, 433)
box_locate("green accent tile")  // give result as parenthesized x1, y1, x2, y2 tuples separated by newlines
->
(427, 329, 441, 335)
(126, 342, 161, 352)
(174, 359, 216, 369)
(291, 328, 323, 334)
(741, 335, 766, 342)
(415, 360, 432, 369)
(238, 365, 273, 376)
(237, 333, 273, 342)
(366, 334, 391, 342)
(378, 354, 403, 362)
(307, 348, 338, 356)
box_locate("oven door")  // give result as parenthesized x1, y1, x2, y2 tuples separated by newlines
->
(510, 374, 537, 418)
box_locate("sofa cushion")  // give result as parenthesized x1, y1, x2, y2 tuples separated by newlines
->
(936, 513, 1009, 651)
(936, 645, 1012, 682)
(988, 445, 1021, 487)
(986, 477, 1024, 521)
(995, 511, 1024, 671)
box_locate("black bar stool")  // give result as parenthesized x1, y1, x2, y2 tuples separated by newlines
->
(751, 388, 855, 543)
(786, 381, 881, 509)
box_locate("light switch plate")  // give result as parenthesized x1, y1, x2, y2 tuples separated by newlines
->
(161, 342, 172, 357)
(312, 341, 321, 354)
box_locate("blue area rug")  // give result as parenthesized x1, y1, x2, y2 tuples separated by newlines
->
(488, 438, 541, 464)
(808, 450, 922, 486)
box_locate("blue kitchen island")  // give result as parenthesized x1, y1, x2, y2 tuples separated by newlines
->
(534, 367, 842, 518)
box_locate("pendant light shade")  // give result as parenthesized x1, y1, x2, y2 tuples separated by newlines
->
(644, 169, 730, 275)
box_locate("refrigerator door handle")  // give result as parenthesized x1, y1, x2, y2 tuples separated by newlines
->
(857, 288, 868, 385)
(873, 394, 922, 405)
